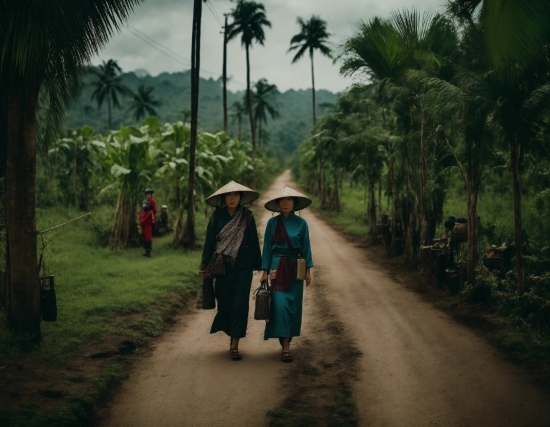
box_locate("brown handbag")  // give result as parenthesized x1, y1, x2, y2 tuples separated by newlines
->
(295, 256, 306, 281)
(253, 280, 271, 321)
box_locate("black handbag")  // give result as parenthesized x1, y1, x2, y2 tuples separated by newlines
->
(202, 278, 216, 310)
(253, 280, 271, 321)
(40, 275, 57, 322)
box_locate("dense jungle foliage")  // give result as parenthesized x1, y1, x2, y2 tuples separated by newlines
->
(293, 5, 550, 338)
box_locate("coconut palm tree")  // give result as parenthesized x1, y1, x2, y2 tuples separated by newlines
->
(230, 100, 246, 140)
(227, 0, 271, 156)
(0, 0, 143, 337)
(251, 78, 279, 149)
(127, 84, 161, 122)
(89, 59, 129, 129)
(288, 16, 332, 126)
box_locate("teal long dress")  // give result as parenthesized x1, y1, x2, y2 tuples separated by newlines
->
(262, 212, 314, 340)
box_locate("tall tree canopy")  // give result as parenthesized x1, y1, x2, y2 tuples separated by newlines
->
(228, 0, 271, 156)
(288, 15, 332, 125)
(89, 59, 128, 129)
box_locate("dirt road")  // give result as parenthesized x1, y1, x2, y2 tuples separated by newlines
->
(104, 171, 550, 426)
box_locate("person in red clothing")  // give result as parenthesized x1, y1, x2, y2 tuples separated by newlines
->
(139, 199, 155, 257)
(144, 188, 158, 237)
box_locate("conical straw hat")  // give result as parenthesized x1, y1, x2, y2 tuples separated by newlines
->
(205, 181, 259, 207)
(264, 186, 312, 212)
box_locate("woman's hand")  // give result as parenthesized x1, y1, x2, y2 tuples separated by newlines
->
(305, 269, 312, 287)
(260, 271, 268, 283)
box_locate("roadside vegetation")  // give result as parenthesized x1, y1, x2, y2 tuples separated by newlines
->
(293, 1, 550, 387)
(0, 120, 282, 425)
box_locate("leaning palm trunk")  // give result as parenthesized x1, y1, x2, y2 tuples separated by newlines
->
(510, 135, 526, 294)
(5, 77, 41, 337)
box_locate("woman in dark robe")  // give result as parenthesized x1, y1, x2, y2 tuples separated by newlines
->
(200, 181, 262, 361)
(260, 186, 314, 363)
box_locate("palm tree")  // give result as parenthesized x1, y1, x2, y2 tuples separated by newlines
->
(0, 0, 143, 337)
(127, 84, 161, 122)
(251, 78, 279, 148)
(230, 100, 246, 140)
(89, 59, 128, 129)
(227, 0, 271, 156)
(288, 16, 332, 126)
(450, 0, 550, 65)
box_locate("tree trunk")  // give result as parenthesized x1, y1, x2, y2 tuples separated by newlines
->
(245, 45, 256, 157)
(6, 76, 40, 337)
(418, 100, 428, 248)
(108, 94, 112, 130)
(404, 138, 416, 263)
(172, 179, 185, 245)
(258, 119, 262, 150)
(368, 167, 377, 242)
(389, 153, 398, 253)
(466, 176, 479, 284)
(73, 141, 77, 206)
(310, 49, 316, 126)
(184, 0, 202, 248)
(222, 14, 228, 133)
(109, 189, 137, 248)
(510, 135, 525, 294)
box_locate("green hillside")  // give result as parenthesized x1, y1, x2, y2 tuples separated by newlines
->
(64, 69, 338, 154)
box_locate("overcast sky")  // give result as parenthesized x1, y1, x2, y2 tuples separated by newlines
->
(94, 0, 447, 93)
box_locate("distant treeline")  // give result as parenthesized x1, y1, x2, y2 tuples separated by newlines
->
(63, 68, 337, 155)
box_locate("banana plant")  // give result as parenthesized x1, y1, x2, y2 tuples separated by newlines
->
(103, 125, 156, 248)
(49, 126, 105, 209)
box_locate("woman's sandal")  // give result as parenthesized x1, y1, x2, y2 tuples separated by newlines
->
(281, 351, 293, 363)
(230, 348, 242, 361)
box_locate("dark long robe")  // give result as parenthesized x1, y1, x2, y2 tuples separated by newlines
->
(200, 207, 262, 338)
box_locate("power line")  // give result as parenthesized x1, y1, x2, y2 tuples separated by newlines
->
(205, 0, 222, 26)
(130, 26, 191, 64)
(126, 27, 190, 68)
(124, 24, 247, 87)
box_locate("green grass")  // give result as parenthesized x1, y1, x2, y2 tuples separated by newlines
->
(1, 205, 206, 361)
(307, 184, 371, 239)
(0, 204, 208, 426)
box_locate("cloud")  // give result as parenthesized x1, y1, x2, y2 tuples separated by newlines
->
(93, 0, 447, 93)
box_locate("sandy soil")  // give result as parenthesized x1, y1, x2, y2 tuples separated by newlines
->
(103, 171, 550, 427)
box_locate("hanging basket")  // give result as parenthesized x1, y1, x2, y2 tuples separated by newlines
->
(40, 275, 57, 322)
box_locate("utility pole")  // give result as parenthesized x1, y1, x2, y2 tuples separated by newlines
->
(222, 13, 229, 133)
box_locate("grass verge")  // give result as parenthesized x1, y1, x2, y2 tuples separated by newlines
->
(0, 206, 207, 426)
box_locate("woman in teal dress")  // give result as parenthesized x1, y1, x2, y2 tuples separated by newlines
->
(260, 186, 314, 363)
